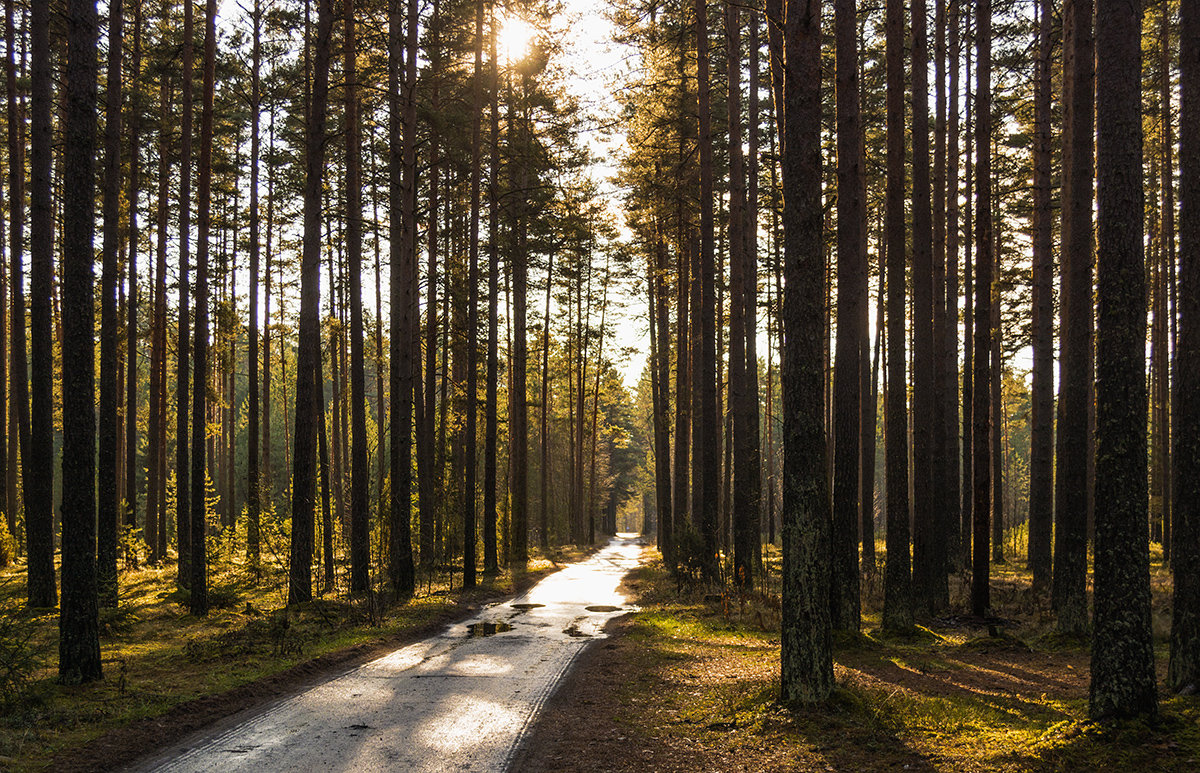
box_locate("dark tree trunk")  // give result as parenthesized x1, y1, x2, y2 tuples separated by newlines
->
(1052, 0, 1093, 636)
(484, 14, 500, 574)
(728, 0, 754, 588)
(882, 0, 912, 633)
(146, 68, 170, 567)
(461, 0, 486, 588)
(125, 0, 142, 535)
(1170, 0, 1200, 694)
(417, 0, 441, 568)
(98, 0, 124, 609)
(510, 57, 530, 568)
(931, 0, 950, 607)
(345, 0, 369, 594)
(830, 0, 865, 627)
(911, 0, 939, 617)
(695, 0, 719, 580)
(59, 0, 102, 683)
(944, 0, 962, 573)
(289, 0, 334, 606)
(247, 0, 261, 568)
(777, 0, 834, 706)
(1090, 0, 1156, 720)
(961, 14, 974, 567)
(177, 0, 193, 589)
(6, 0, 30, 554)
(745, 8, 762, 573)
(1027, 0, 1054, 591)
(652, 224, 672, 562)
(669, 39, 690, 560)
(190, 0, 217, 617)
(971, 0, 993, 618)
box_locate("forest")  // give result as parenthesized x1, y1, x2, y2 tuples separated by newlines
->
(0, 0, 1197, 767)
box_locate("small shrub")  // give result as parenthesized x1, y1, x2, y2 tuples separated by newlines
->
(0, 518, 15, 568)
(0, 612, 41, 707)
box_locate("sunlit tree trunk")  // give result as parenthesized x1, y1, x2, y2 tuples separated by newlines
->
(177, 0, 193, 589)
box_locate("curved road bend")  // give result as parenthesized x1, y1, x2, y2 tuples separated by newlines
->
(129, 534, 645, 773)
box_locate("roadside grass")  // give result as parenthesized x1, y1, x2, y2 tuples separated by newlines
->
(604, 548, 1200, 772)
(0, 541, 584, 771)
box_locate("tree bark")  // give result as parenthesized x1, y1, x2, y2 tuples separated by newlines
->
(1052, 0, 1093, 635)
(1090, 0, 1156, 720)
(60, 0, 102, 683)
(1170, 0, 1200, 694)
(289, 0, 334, 606)
(98, 0, 124, 608)
(882, 0, 912, 632)
(777, 0, 833, 705)
(971, 0, 993, 618)
(830, 0, 864, 626)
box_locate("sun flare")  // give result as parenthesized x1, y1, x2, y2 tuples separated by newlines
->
(498, 14, 537, 64)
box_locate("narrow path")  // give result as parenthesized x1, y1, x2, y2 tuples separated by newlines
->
(129, 535, 645, 773)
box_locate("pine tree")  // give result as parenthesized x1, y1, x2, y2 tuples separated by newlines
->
(59, 0, 103, 684)
(1090, 0, 1156, 720)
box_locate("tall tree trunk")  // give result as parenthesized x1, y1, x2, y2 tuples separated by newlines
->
(1052, 0, 1094, 635)
(177, 0, 194, 589)
(460, 0, 486, 588)
(540, 238, 555, 549)
(671, 54, 690, 560)
(510, 35, 530, 567)
(146, 66, 170, 566)
(777, 0, 833, 704)
(345, 0, 369, 593)
(289, 0, 334, 606)
(60, 0, 102, 683)
(911, 0, 939, 616)
(945, 0, 962, 572)
(263, 116, 274, 514)
(1027, 0, 1054, 590)
(418, 0, 441, 568)
(190, 0, 217, 616)
(1162, 0, 1177, 563)
(651, 223, 671, 561)
(830, 0, 865, 627)
(931, 0, 951, 606)
(970, 0, 993, 617)
(695, 0, 719, 580)
(1169, 0, 1200, 694)
(1090, 0, 1156, 719)
(882, 0, 912, 632)
(385, 0, 418, 597)
(745, 7, 762, 571)
(484, 10, 501, 573)
(247, 0, 261, 568)
(961, 11, 974, 567)
(728, 0, 751, 586)
(97, 0, 124, 609)
(125, 0, 142, 534)
(6, 0, 29, 548)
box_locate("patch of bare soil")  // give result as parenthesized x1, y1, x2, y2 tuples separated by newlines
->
(52, 574, 552, 773)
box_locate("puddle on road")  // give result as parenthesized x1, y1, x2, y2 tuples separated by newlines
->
(584, 605, 622, 613)
(465, 621, 514, 637)
(510, 603, 545, 612)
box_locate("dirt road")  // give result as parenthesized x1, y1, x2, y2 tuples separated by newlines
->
(128, 535, 645, 772)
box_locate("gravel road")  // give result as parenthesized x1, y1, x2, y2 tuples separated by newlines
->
(129, 534, 645, 773)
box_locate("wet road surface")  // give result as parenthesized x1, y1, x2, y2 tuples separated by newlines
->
(130, 534, 644, 773)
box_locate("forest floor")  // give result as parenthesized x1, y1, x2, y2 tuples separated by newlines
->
(0, 542, 591, 772)
(515, 545, 1200, 772)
